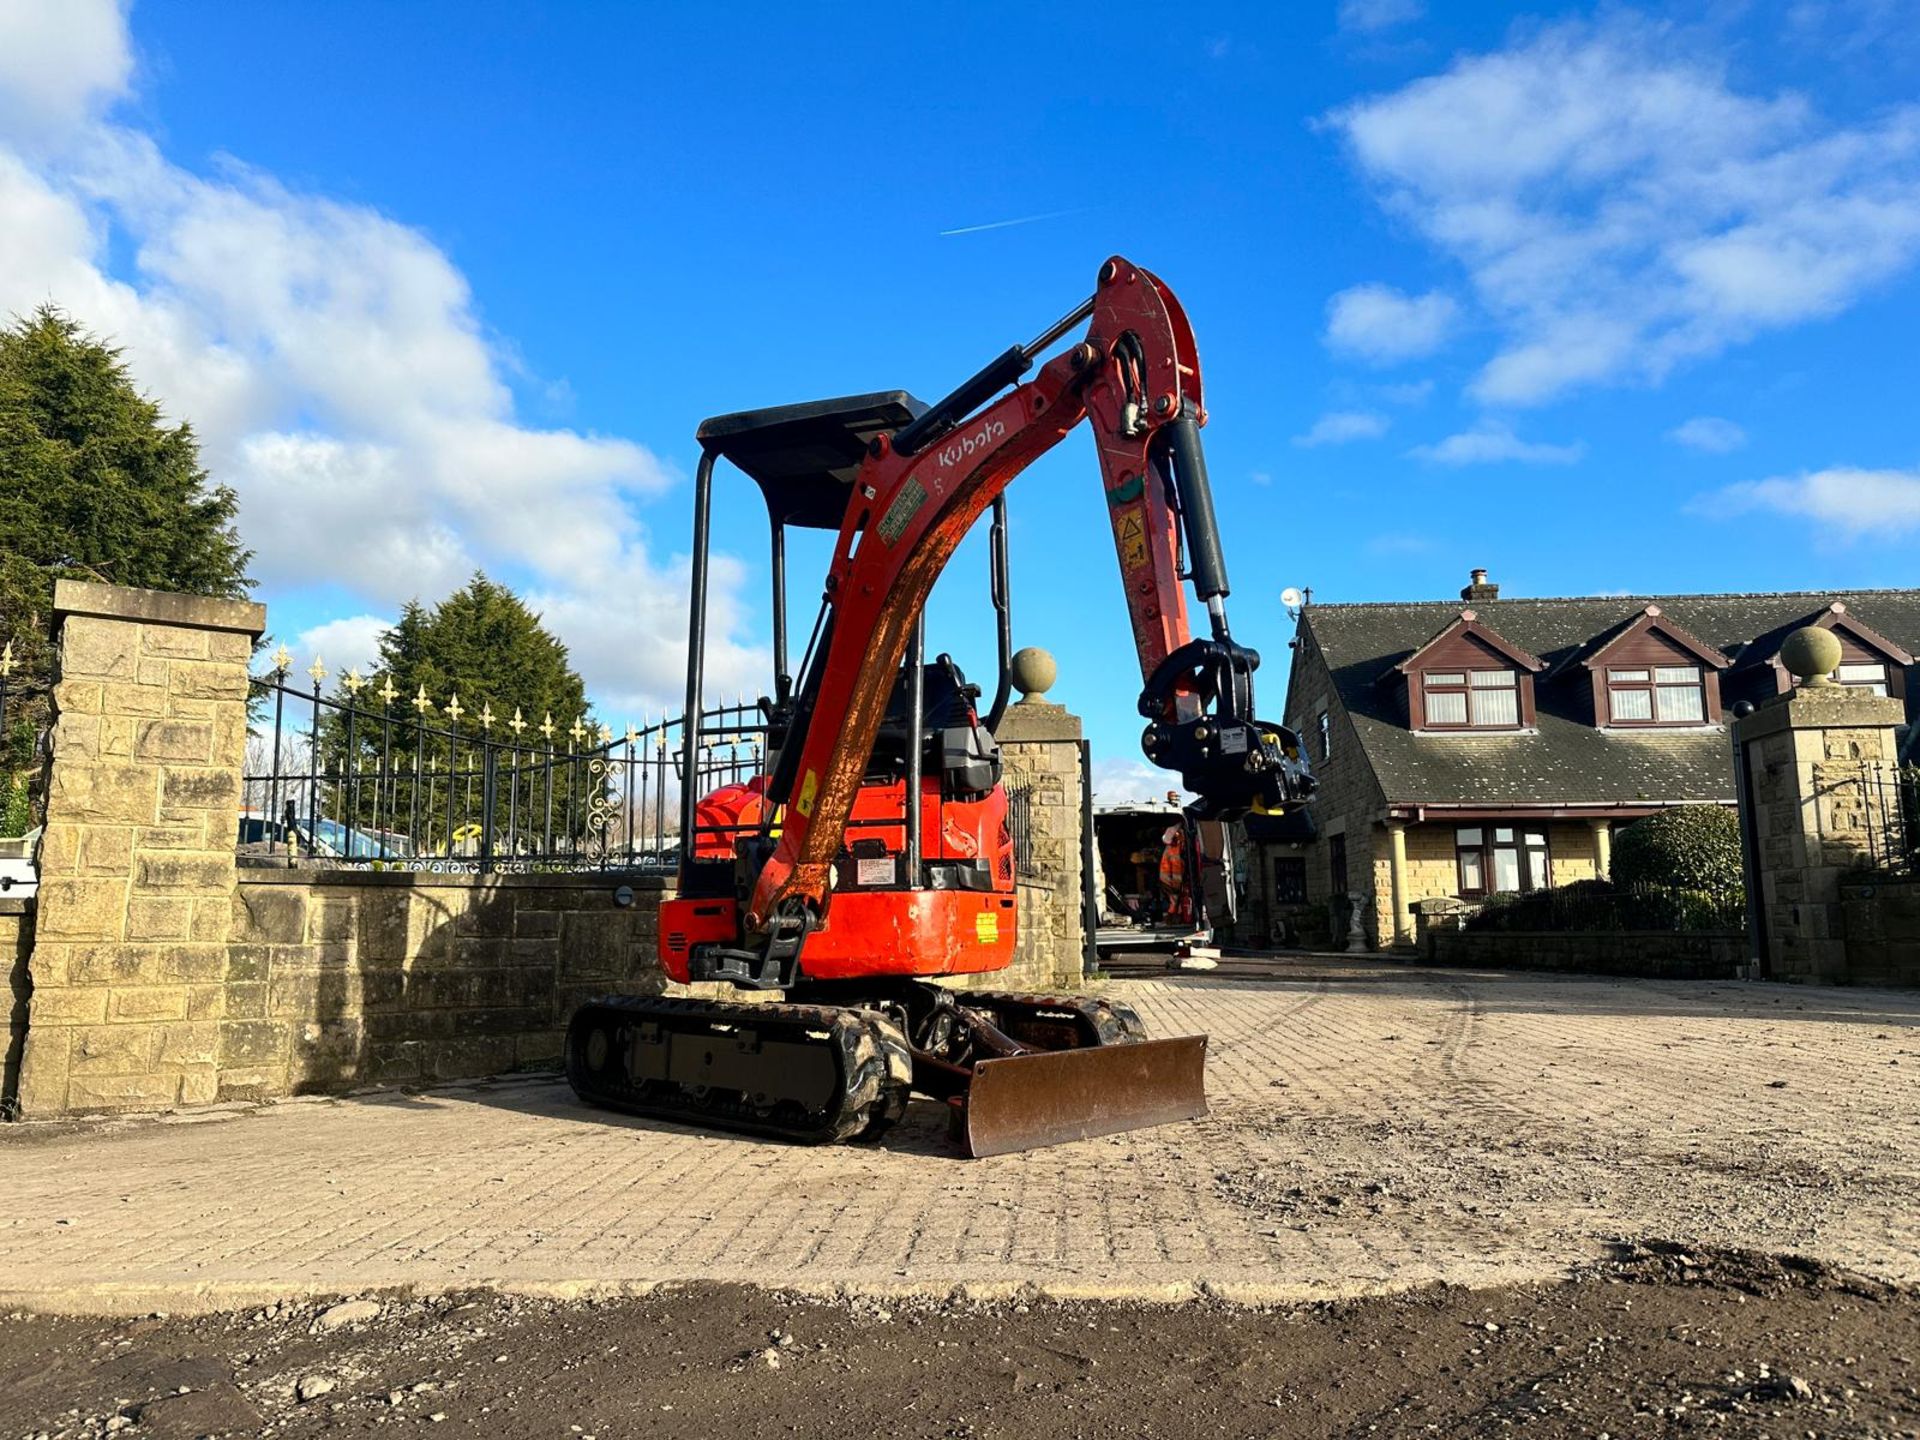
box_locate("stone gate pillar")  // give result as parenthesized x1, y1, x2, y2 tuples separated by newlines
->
(989, 648, 1088, 990)
(1732, 626, 1905, 985)
(16, 581, 263, 1115)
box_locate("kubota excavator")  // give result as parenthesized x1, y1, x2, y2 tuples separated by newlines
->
(565, 257, 1315, 1156)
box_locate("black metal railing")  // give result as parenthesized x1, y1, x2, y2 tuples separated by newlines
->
(241, 665, 766, 873)
(1853, 762, 1919, 876)
(1465, 879, 1749, 934)
(1006, 781, 1039, 879)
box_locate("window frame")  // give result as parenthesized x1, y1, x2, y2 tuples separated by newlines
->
(1318, 710, 1332, 761)
(1454, 824, 1551, 897)
(1835, 661, 1890, 696)
(1418, 667, 1524, 731)
(1272, 855, 1307, 906)
(1604, 663, 1709, 728)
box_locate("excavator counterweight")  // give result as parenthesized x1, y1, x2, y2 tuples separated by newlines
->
(565, 258, 1313, 1154)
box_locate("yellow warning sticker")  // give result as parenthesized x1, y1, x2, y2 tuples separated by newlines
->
(975, 910, 1000, 944)
(1117, 513, 1149, 571)
(796, 770, 818, 818)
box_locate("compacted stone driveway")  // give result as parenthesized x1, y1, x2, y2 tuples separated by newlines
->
(2, 957, 1916, 1313)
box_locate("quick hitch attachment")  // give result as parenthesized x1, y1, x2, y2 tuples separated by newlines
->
(1138, 638, 1315, 822)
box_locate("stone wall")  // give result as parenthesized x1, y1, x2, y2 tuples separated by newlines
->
(17, 582, 263, 1116)
(221, 870, 669, 1096)
(1733, 683, 1907, 983)
(1428, 927, 1746, 981)
(993, 695, 1088, 990)
(1839, 876, 1920, 987)
(2, 898, 32, 1116)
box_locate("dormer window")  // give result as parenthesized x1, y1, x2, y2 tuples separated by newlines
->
(1423, 669, 1519, 728)
(1606, 664, 1706, 725)
(1835, 661, 1889, 696)
(1583, 605, 1729, 730)
(1392, 609, 1544, 735)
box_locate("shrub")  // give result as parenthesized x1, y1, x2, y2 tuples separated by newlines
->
(0, 774, 30, 838)
(1611, 805, 1743, 898)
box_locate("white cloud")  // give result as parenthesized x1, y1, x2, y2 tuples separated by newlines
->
(0, 0, 131, 145)
(1249, 470, 1273, 486)
(1293, 409, 1389, 447)
(1324, 283, 1458, 363)
(1702, 465, 1920, 537)
(1325, 14, 1920, 404)
(1408, 419, 1584, 466)
(1091, 757, 1186, 807)
(1668, 416, 1748, 453)
(1380, 378, 1434, 405)
(0, 1, 762, 718)
(295, 614, 392, 682)
(1338, 0, 1425, 34)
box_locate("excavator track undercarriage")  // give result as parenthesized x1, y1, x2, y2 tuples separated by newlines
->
(565, 984, 1206, 1157)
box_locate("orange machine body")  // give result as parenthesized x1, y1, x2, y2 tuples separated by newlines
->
(658, 775, 1017, 982)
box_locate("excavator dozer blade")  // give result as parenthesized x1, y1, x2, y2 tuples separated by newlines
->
(958, 1034, 1208, 1158)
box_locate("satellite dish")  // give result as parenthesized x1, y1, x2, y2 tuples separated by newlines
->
(1280, 586, 1304, 609)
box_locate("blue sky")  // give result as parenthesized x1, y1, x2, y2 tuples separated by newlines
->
(2, 1, 1917, 797)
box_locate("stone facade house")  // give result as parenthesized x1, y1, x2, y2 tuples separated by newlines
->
(1270, 571, 1920, 950)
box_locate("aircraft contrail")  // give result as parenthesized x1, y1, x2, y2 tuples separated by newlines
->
(939, 208, 1081, 237)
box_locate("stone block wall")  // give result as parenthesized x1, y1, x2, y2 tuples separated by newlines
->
(1734, 685, 1907, 983)
(221, 871, 670, 1096)
(992, 698, 1088, 990)
(18, 582, 263, 1115)
(1427, 927, 1747, 981)
(2, 898, 33, 1116)
(1839, 876, 1920, 987)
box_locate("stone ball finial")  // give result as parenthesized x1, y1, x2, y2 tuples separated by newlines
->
(1781, 625, 1842, 687)
(1011, 646, 1057, 702)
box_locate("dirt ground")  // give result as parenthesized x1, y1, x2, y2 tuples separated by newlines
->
(4, 1246, 1917, 1440)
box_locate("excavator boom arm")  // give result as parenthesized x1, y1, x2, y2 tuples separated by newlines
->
(745, 257, 1309, 936)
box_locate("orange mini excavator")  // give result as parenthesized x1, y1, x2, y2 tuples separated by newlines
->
(566, 257, 1314, 1155)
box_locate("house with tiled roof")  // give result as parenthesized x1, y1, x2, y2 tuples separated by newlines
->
(1268, 570, 1920, 951)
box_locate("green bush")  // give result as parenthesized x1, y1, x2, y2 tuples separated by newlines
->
(0, 774, 31, 838)
(1461, 877, 1742, 934)
(1611, 805, 1743, 898)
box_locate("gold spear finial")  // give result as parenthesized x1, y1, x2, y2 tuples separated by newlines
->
(0, 642, 12, 678)
(509, 707, 527, 736)
(539, 712, 555, 741)
(479, 701, 495, 732)
(445, 693, 464, 724)
(598, 722, 614, 746)
(342, 667, 366, 696)
(308, 656, 328, 686)
(624, 721, 639, 746)
(378, 675, 398, 705)
(272, 644, 293, 673)
(412, 684, 433, 715)
(568, 716, 588, 744)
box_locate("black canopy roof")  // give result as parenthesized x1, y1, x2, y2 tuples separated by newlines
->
(696, 391, 927, 531)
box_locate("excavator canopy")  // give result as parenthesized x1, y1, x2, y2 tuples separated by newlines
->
(697, 391, 926, 530)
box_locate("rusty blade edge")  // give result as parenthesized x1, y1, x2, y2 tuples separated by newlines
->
(961, 1034, 1208, 1158)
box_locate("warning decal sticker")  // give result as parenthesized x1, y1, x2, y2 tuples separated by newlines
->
(1117, 512, 1149, 571)
(876, 479, 928, 545)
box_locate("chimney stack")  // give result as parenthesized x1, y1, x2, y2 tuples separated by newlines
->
(1461, 568, 1500, 602)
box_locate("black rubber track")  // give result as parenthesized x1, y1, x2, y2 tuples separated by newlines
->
(565, 995, 913, 1145)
